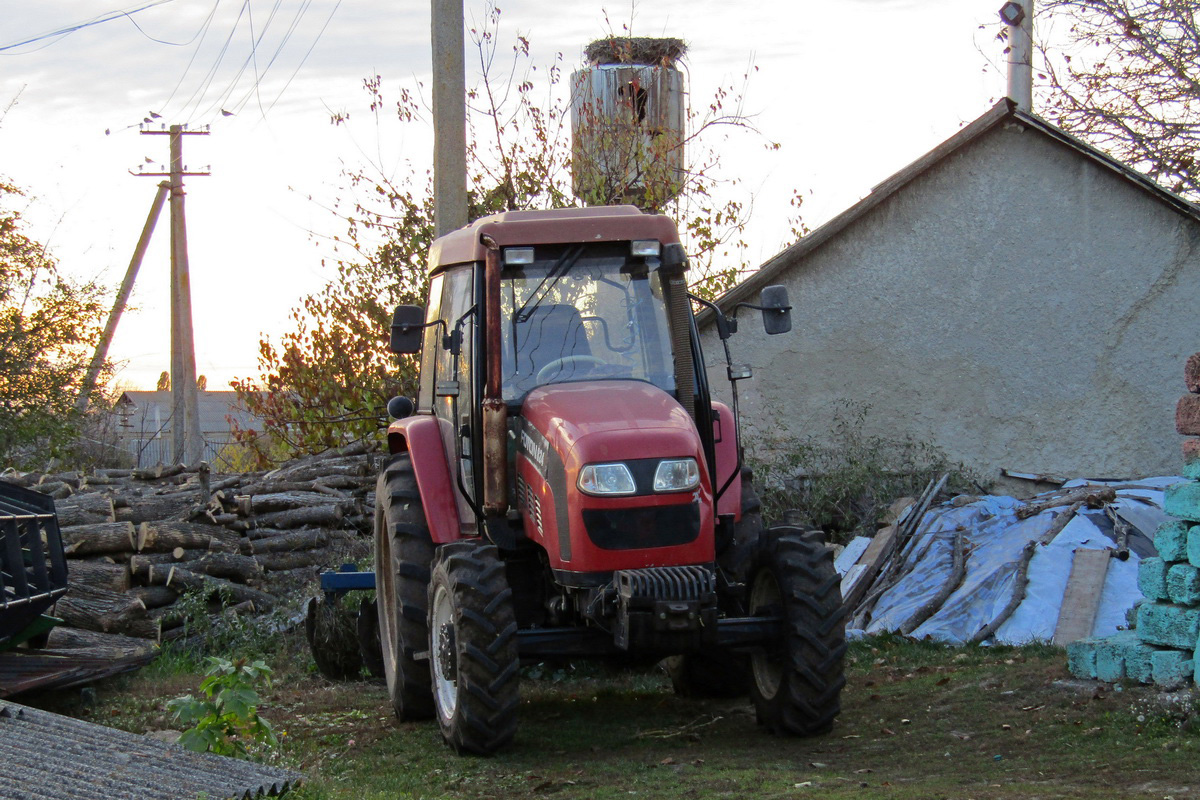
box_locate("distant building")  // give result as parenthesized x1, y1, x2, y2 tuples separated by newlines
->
(701, 99, 1200, 487)
(115, 391, 262, 469)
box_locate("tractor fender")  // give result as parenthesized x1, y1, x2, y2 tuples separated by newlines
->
(712, 401, 743, 521)
(386, 415, 462, 544)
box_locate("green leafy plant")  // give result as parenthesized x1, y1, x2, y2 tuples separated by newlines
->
(747, 401, 982, 542)
(168, 656, 279, 758)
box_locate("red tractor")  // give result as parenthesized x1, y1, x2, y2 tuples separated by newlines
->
(364, 205, 843, 754)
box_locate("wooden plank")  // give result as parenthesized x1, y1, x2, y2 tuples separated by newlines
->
(1053, 548, 1112, 646)
(842, 524, 899, 609)
(834, 537, 872, 576)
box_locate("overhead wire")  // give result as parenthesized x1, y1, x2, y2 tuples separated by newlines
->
(0, 0, 180, 53)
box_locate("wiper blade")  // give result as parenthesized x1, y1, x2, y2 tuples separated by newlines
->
(514, 244, 585, 323)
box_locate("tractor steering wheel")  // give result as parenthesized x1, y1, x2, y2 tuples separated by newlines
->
(536, 355, 609, 384)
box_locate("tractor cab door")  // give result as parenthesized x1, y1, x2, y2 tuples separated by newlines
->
(420, 264, 480, 534)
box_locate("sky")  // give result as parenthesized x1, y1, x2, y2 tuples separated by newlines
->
(1, 0, 1014, 391)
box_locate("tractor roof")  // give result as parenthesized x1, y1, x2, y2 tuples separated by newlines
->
(427, 206, 682, 273)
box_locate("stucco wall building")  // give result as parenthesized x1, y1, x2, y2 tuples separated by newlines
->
(701, 100, 1200, 485)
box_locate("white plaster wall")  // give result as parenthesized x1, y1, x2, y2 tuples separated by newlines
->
(703, 123, 1200, 482)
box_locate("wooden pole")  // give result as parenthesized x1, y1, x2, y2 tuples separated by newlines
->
(76, 181, 170, 412)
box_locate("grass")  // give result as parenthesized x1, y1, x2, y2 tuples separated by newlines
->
(20, 630, 1200, 800)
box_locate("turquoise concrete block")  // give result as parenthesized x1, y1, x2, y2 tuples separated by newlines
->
(1151, 648, 1194, 689)
(1139, 557, 1169, 601)
(1136, 602, 1200, 649)
(1184, 460, 1200, 481)
(1095, 630, 1144, 682)
(1189, 525, 1200, 568)
(1164, 482, 1200, 523)
(1126, 640, 1157, 684)
(1156, 520, 1192, 563)
(1168, 562, 1200, 606)
(1066, 638, 1099, 680)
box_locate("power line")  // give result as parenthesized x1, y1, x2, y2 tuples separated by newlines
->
(0, 0, 180, 53)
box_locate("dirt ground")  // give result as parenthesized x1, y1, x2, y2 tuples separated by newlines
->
(22, 634, 1200, 800)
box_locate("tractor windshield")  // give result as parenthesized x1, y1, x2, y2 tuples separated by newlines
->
(499, 242, 678, 402)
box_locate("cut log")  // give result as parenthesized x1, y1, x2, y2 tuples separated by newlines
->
(182, 552, 263, 583)
(245, 528, 330, 555)
(132, 463, 188, 481)
(55, 495, 116, 527)
(250, 504, 344, 530)
(66, 559, 132, 593)
(129, 585, 180, 609)
(60, 522, 136, 556)
(253, 546, 340, 572)
(54, 584, 147, 635)
(117, 494, 200, 524)
(154, 565, 276, 611)
(237, 491, 343, 516)
(47, 625, 156, 656)
(1015, 487, 1116, 520)
(239, 476, 364, 495)
(136, 521, 241, 553)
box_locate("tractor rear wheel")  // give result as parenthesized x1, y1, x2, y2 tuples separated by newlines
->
(748, 527, 846, 736)
(375, 453, 436, 720)
(428, 540, 520, 755)
(664, 467, 762, 698)
(305, 595, 362, 681)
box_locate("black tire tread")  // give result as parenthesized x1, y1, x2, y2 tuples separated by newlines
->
(431, 541, 520, 755)
(750, 527, 846, 737)
(377, 453, 436, 720)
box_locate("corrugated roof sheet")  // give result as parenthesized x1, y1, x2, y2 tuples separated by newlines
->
(0, 701, 300, 800)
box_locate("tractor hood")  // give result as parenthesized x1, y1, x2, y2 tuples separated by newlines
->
(520, 380, 702, 470)
(515, 380, 716, 573)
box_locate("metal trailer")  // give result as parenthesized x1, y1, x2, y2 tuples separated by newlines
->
(0, 481, 68, 650)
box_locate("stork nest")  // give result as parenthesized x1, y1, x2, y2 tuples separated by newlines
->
(585, 37, 687, 66)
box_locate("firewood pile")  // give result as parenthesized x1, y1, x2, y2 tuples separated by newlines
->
(2, 443, 382, 649)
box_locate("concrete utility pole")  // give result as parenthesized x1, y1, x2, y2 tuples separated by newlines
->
(1000, 0, 1034, 113)
(76, 181, 170, 412)
(137, 124, 209, 466)
(431, 0, 468, 237)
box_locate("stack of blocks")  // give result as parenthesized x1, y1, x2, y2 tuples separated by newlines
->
(1067, 352, 1200, 689)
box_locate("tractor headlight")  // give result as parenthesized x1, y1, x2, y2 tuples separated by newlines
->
(653, 458, 700, 492)
(578, 463, 637, 496)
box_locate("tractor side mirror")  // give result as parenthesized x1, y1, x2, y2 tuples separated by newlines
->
(389, 305, 425, 354)
(759, 285, 792, 335)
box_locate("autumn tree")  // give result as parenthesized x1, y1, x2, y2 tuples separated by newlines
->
(1036, 0, 1200, 197)
(0, 179, 110, 469)
(232, 7, 791, 463)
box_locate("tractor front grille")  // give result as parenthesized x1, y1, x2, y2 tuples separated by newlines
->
(582, 503, 700, 550)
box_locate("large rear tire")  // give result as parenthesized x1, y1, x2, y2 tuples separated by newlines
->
(429, 540, 520, 755)
(664, 468, 762, 698)
(748, 527, 846, 736)
(375, 453, 436, 720)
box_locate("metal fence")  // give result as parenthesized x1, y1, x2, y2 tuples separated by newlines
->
(120, 437, 240, 471)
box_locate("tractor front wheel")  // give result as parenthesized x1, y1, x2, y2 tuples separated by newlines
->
(428, 540, 520, 755)
(748, 527, 846, 736)
(375, 453, 436, 720)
